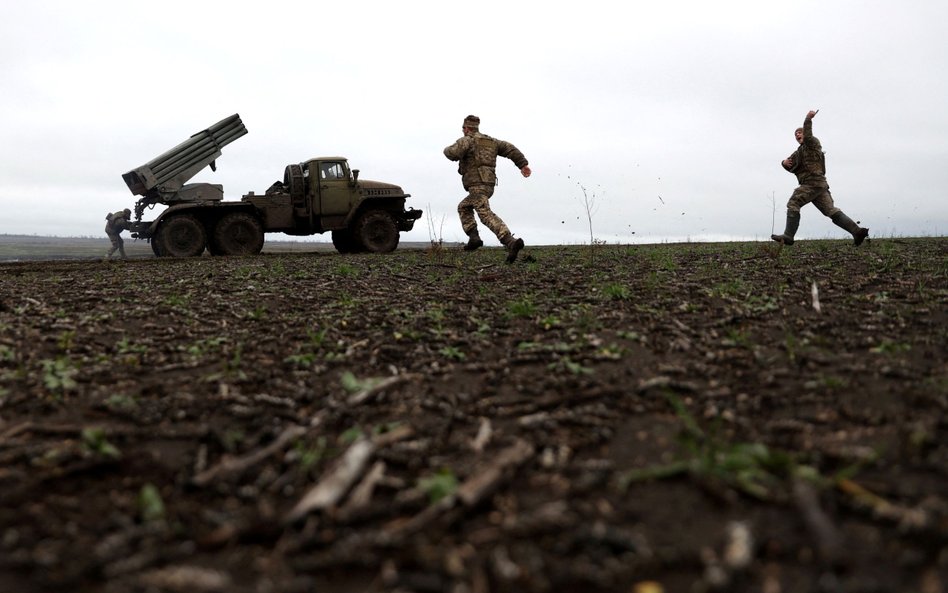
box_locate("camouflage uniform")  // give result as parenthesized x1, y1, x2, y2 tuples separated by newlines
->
(444, 115, 529, 262)
(783, 117, 838, 216)
(772, 114, 868, 246)
(105, 209, 131, 259)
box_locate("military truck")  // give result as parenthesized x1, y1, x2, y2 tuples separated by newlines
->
(121, 114, 422, 257)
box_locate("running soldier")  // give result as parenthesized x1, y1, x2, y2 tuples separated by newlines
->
(444, 115, 532, 263)
(772, 110, 869, 246)
(105, 208, 131, 259)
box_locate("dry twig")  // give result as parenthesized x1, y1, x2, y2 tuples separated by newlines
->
(191, 425, 307, 487)
(285, 437, 375, 523)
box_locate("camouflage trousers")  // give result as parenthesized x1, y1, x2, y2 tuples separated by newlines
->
(107, 233, 126, 258)
(787, 184, 841, 217)
(458, 185, 512, 242)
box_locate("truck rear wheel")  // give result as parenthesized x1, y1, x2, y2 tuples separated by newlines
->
(150, 239, 162, 257)
(213, 212, 264, 256)
(155, 214, 207, 257)
(355, 210, 399, 253)
(331, 229, 361, 254)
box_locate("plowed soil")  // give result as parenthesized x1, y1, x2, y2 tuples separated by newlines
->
(1, 239, 946, 593)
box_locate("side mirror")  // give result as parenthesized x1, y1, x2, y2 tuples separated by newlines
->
(351, 169, 360, 186)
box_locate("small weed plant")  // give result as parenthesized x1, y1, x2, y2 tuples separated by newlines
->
(439, 346, 466, 361)
(81, 427, 121, 459)
(617, 394, 802, 501)
(0, 344, 15, 363)
(335, 263, 357, 278)
(418, 468, 459, 504)
(506, 297, 537, 319)
(138, 483, 166, 523)
(57, 330, 76, 353)
(340, 371, 384, 394)
(870, 339, 911, 354)
(163, 294, 189, 308)
(548, 356, 593, 376)
(294, 436, 328, 474)
(187, 337, 227, 357)
(339, 426, 366, 444)
(603, 283, 631, 301)
(41, 357, 78, 395)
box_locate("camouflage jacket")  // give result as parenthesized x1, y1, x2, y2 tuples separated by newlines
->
(783, 117, 827, 187)
(105, 211, 129, 235)
(444, 132, 529, 189)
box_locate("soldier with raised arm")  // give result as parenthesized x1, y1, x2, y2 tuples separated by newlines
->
(444, 115, 532, 264)
(772, 110, 869, 246)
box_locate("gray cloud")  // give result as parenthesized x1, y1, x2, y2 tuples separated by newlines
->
(1, 1, 945, 244)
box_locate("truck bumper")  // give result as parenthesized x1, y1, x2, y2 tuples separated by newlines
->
(398, 208, 423, 231)
(128, 221, 154, 240)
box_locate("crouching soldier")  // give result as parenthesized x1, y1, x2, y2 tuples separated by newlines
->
(105, 208, 131, 259)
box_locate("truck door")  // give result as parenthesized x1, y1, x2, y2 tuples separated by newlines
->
(315, 160, 352, 219)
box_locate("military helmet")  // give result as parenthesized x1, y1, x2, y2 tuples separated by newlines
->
(123, 208, 131, 217)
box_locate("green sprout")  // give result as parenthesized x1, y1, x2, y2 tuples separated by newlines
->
(418, 468, 459, 504)
(81, 427, 121, 459)
(41, 357, 78, 394)
(138, 483, 166, 523)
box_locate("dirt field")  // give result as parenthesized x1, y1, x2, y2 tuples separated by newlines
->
(1, 239, 946, 593)
(0, 234, 339, 261)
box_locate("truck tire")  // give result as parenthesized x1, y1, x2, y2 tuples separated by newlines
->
(150, 239, 162, 257)
(154, 214, 207, 257)
(331, 229, 361, 254)
(355, 209, 399, 253)
(284, 164, 305, 205)
(213, 212, 264, 256)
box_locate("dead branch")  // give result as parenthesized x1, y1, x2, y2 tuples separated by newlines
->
(191, 424, 307, 487)
(383, 439, 536, 542)
(137, 565, 232, 592)
(837, 478, 933, 532)
(471, 417, 493, 452)
(346, 373, 421, 406)
(0, 422, 209, 443)
(285, 437, 375, 523)
(371, 424, 415, 448)
(793, 478, 843, 563)
(335, 461, 387, 521)
(457, 439, 535, 507)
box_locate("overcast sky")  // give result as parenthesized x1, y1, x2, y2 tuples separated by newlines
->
(2, 1, 946, 246)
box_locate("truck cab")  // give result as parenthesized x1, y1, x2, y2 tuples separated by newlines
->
(241, 156, 421, 253)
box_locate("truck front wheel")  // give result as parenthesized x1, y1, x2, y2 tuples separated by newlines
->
(213, 212, 264, 256)
(331, 229, 361, 254)
(154, 214, 207, 257)
(355, 210, 399, 253)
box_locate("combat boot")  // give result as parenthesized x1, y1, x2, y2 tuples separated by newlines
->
(502, 235, 525, 264)
(463, 231, 483, 251)
(771, 211, 801, 246)
(831, 212, 869, 246)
